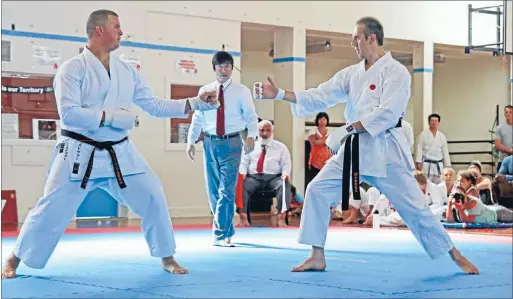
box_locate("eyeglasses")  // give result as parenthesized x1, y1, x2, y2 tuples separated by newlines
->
(215, 64, 232, 69)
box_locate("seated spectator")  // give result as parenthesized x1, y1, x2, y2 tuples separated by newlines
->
(306, 112, 332, 187)
(362, 193, 403, 226)
(331, 183, 380, 224)
(288, 185, 304, 217)
(238, 120, 292, 227)
(446, 170, 512, 224)
(494, 105, 513, 170)
(414, 170, 447, 221)
(438, 167, 456, 197)
(493, 155, 513, 208)
(363, 170, 447, 226)
(468, 161, 494, 205)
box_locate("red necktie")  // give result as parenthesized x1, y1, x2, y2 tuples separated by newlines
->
(256, 145, 266, 173)
(216, 85, 225, 137)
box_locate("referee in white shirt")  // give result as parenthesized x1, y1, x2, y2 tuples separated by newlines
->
(186, 51, 259, 247)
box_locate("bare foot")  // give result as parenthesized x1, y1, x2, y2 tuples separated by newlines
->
(291, 257, 326, 272)
(450, 248, 479, 275)
(162, 256, 189, 274)
(1, 254, 20, 279)
(277, 214, 288, 227)
(270, 214, 278, 227)
(341, 215, 358, 224)
(239, 213, 250, 227)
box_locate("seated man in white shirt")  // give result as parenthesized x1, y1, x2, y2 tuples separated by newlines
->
(238, 120, 292, 227)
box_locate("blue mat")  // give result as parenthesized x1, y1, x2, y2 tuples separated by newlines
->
(2, 228, 512, 298)
(443, 222, 513, 229)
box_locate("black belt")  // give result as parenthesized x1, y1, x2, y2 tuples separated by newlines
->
(204, 132, 240, 140)
(424, 159, 443, 176)
(424, 159, 443, 164)
(341, 118, 402, 211)
(61, 129, 128, 189)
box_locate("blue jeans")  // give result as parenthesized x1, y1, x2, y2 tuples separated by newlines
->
(202, 134, 242, 240)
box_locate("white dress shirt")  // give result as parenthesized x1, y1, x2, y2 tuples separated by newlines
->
(187, 78, 258, 144)
(239, 139, 292, 176)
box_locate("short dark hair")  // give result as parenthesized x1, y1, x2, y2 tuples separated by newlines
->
(457, 170, 477, 186)
(315, 112, 330, 127)
(356, 17, 384, 46)
(212, 51, 234, 70)
(505, 105, 513, 110)
(428, 113, 441, 122)
(86, 9, 118, 38)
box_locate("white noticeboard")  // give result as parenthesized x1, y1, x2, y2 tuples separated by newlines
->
(32, 46, 62, 72)
(1, 113, 19, 139)
(119, 54, 141, 70)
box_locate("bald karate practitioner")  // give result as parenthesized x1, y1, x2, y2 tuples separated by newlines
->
(2, 9, 219, 278)
(253, 17, 479, 275)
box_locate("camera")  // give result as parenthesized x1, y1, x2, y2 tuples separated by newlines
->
(453, 192, 465, 203)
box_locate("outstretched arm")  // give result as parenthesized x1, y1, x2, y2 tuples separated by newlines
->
(256, 67, 352, 118)
(132, 70, 217, 118)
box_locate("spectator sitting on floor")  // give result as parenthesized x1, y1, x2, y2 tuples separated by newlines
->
(446, 170, 513, 224)
(493, 155, 513, 209)
(287, 185, 304, 217)
(238, 120, 292, 227)
(330, 183, 380, 224)
(438, 167, 456, 197)
(468, 161, 494, 205)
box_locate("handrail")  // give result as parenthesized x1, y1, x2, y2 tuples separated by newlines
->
(450, 151, 493, 155)
(447, 140, 494, 144)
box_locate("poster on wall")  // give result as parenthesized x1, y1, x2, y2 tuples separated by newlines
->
(175, 57, 198, 76)
(178, 123, 191, 143)
(1, 113, 19, 139)
(32, 119, 59, 140)
(1, 85, 53, 94)
(31, 46, 62, 72)
(119, 53, 141, 70)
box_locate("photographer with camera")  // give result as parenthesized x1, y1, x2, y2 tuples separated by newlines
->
(446, 171, 512, 224)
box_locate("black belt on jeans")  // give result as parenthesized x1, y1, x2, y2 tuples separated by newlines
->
(61, 129, 128, 189)
(341, 118, 403, 211)
(203, 132, 240, 139)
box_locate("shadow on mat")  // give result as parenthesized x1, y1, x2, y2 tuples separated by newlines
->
(234, 242, 426, 259)
(421, 272, 471, 283)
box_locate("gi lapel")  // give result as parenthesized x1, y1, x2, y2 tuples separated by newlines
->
(351, 52, 391, 105)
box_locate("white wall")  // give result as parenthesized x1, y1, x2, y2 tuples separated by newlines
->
(1, 1, 508, 222)
(433, 56, 511, 173)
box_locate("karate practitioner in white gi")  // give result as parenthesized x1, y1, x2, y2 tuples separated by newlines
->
(1, 9, 219, 279)
(415, 113, 451, 184)
(253, 17, 479, 275)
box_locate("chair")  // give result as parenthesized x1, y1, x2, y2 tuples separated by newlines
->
(246, 189, 289, 225)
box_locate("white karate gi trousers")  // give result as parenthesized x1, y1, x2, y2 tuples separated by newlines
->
(13, 149, 176, 269)
(298, 133, 454, 260)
